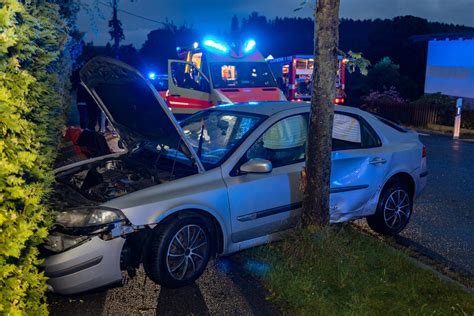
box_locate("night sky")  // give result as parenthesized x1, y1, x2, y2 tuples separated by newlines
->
(77, 0, 474, 47)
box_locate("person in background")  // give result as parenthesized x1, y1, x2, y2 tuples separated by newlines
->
(65, 86, 111, 158)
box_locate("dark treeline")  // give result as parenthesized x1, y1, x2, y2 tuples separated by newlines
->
(77, 13, 474, 104)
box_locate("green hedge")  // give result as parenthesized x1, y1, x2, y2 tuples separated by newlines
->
(0, 1, 74, 313)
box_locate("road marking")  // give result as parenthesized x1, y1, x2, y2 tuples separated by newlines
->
(418, 133, 430, 136)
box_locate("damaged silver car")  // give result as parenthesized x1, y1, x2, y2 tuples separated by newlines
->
(42, 57, 427, 295)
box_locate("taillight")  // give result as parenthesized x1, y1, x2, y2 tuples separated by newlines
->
(422, 146, 427, 158)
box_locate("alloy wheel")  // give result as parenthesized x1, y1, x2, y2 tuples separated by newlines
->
(383, 189, 411, 231)
(166, 224, 209, 281)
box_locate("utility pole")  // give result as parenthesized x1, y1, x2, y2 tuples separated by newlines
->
(109, 0, 124, 59)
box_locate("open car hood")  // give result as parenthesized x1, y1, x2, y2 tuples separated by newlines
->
(80, 57, 204, 172)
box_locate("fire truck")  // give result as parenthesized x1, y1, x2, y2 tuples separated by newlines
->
(162, 38, 285, 117)
(267, 55, 347, 104)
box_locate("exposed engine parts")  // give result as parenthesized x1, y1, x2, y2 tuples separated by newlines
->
(55, 157, 173, 203)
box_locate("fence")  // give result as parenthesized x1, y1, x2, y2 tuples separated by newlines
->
(372, 103, 474, 129)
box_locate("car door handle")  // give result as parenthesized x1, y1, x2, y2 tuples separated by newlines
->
(170, 94, 181, 97)
(369, 157, 387, 166)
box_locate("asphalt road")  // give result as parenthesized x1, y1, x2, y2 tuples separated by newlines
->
(397, 133, 474, 275)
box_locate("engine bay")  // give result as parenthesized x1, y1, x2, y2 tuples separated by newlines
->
(55, 158, 163, 203)
(52, 141, 198, 208)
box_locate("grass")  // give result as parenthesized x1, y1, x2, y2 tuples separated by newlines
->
(242, 226, 474, 315)
(405, 123, 474, 139)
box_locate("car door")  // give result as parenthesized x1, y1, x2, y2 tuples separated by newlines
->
(223, 114, 308, 243)
(330, 112, 391, 222)
(167, 60, 213, 116)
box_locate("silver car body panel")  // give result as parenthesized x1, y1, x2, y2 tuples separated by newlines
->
(45, 101, 427, 294)
(44, 237, 125, 295)
(103, 167, 232, 250)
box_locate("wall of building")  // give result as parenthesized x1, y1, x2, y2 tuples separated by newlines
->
(425, 38, 474, 107)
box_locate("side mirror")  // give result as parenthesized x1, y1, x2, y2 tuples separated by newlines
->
(239, 158, 272, 174)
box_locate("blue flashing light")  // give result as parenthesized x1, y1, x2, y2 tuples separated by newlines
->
(148, 72, 156, 80)
(244, 39, 256, 53)
(203, 38, 228, 53)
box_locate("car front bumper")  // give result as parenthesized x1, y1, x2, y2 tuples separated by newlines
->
(43, 236, 125, 295)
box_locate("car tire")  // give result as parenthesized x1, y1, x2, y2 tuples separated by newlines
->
(143, 214, 213, 288)
(366, 181, 413, 235)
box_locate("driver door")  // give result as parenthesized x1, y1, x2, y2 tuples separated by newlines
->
(224, 114, 309, 243)
(167, 60, 213, 116)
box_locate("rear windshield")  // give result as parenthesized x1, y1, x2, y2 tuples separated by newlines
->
(374, 115, 408, 133)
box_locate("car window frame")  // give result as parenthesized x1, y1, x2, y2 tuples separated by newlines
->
(231, 113, 309, 176)
(332, 111, 382, 151)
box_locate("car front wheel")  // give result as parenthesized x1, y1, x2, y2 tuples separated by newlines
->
(143, 214, 212, 288)
(367, 181, 413, 235)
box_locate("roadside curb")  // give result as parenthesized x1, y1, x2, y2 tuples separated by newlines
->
(403, 254, 474, 296)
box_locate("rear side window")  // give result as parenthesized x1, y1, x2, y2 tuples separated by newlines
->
(332, 113, 381, 150)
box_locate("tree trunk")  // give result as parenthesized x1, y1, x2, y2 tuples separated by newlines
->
(301, 0, 340, 227)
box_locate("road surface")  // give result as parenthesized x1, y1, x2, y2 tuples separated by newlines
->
(399, 133, 474, 275)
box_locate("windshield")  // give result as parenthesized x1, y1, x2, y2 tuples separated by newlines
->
(209, 62, 277, 89)
(180, 110, 265, 169)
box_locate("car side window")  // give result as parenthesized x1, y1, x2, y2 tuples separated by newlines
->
(246, 114, 308, 168)
(332, 113, 381, 150)
(332, 113, 362, 150)
(170, 62, 210, 93)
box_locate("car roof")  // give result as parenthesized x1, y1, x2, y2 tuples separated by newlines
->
(213, 101, 367, 117)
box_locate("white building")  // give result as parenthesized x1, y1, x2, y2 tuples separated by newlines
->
(413, 33, 474, 108)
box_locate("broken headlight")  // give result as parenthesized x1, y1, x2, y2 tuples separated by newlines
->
(56, 207, 126, 228)
(43, 233, 90, 253)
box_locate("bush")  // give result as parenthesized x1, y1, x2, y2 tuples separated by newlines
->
(0, 1, 76, 313)
(410, 93, 456, 126)
(410, 93, 474, 129)
(360, 87, 408, 121)
(361, 90, 474, 129)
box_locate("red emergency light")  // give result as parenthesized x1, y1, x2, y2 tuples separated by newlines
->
(334, 98, 344, 104)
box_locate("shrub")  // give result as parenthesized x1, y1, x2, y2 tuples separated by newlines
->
(410, 93, 474, 129)
(360, 87, 408, 121)
(0, 1, 76, 313)
(410, 93, 456, 126)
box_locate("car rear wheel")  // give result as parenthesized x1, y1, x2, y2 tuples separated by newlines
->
(143, 214, 212, 288)
(367, 181, 413, 235)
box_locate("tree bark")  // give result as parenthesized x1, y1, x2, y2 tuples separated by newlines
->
(301, 0, 340, 227)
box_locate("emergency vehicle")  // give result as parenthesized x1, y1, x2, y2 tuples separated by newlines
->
(267, 55, 347, 104)
(164, 38, 285, 117)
